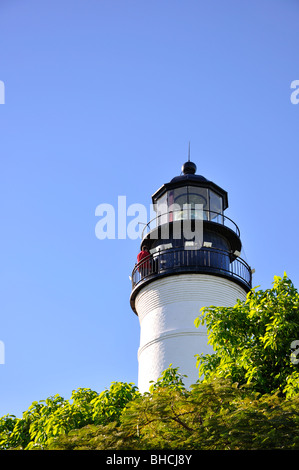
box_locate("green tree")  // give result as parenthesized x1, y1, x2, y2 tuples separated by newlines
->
(90, 381, 139, 425)
(122, 377, 299, 450)
(0, 382, 139, 450)
(47, 381, 139, 450)
(3, 394, 66, 449)
(149, 364, 187, 393)
(26, 388, 98, 449)
(194, 273, 299, 396)
(48, 371, 299, 450)
(0, 415, 19, 450)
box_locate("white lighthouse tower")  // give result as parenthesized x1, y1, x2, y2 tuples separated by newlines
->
(130, 160, 252, 392)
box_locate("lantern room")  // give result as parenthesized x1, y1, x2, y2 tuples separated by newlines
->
(130, 160, 252, 313)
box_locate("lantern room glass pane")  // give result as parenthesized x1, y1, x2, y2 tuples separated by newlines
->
(209, 191, 223, 221)
(172, 187, 188, 220)
(188, 187, 208, 220)
(188, 186, 208, 207)
(173, 187, 188, 206)
(155, 193, 168, 225)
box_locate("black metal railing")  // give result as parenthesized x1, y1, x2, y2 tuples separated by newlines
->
(141, 209, 240, 238)
(131, 247, 252, 291)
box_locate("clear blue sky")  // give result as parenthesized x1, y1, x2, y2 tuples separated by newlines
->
(0, 0, 298, 417)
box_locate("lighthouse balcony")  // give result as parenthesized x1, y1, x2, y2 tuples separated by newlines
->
(130, 246, 252, 312)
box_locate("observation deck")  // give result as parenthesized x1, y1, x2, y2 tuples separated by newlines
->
(130, 209, 252, 314)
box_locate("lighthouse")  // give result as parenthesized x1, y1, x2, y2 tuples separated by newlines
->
(130, 159, 252, 392)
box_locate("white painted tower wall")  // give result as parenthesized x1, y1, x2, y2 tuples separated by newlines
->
(135, 274, 247, 392)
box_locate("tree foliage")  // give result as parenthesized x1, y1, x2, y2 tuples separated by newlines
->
(49, 376, 299, 450)
(194, 273, 299, 397)
(1, 274, 299, 450)
(0, 383, 138, 450)
(1, 370, 299, 450)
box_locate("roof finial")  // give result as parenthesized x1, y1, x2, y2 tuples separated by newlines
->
(188, 141, 191, 162)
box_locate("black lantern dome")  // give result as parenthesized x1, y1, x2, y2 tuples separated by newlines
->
(152, 161, 228, 211)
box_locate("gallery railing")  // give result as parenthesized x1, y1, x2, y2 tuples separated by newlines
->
(141, 209, 240, 239)
(131, 246, 252, 291)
